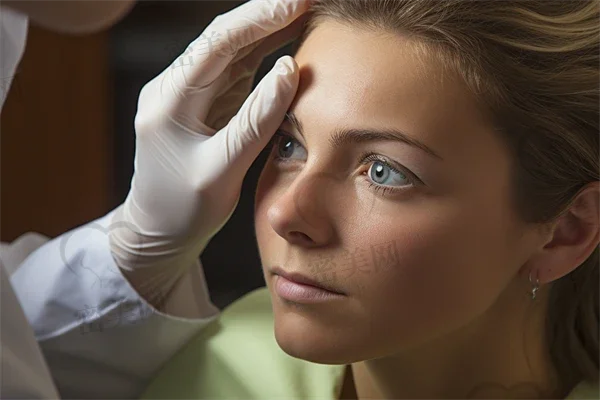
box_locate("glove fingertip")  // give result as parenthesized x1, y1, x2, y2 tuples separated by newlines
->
(270, 55, 300, 103)
(274, 55, 298, 77)
(221, 55, 299, 151)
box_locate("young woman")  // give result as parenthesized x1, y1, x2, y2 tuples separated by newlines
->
(141, 0, 599, 398)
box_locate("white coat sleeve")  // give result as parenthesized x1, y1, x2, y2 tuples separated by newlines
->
(6, 209, 221, 399)
(1, 263, 60, 399)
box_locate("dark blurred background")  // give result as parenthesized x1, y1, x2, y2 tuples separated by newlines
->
(1, 1, 295, 309)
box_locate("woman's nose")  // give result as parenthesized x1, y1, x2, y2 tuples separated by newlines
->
(266, 171, 335, 247)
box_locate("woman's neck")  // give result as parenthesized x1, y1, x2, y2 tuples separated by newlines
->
(346, 285, 562, 399)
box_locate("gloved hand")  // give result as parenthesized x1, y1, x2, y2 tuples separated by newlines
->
(109, 0, 308, 304)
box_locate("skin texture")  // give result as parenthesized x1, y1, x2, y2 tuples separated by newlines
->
(254, 21, 600, 399)
(3, 0, 136, 34)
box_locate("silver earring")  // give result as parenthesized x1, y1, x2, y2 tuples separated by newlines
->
(529, 270, 540, 300)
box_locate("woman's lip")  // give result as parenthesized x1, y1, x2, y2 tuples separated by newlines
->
(274, 275, 346, 303)
(271, 267, 346, 295)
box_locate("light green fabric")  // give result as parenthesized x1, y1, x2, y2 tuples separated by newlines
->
(142, 287, 345, 399)
(142, 287, 599, 400)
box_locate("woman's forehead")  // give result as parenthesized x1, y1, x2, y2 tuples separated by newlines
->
(291, 22, 493, 157)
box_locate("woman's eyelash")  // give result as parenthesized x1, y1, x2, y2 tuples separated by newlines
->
(268, 132, 420, 195)
(366, 182, 399, 196)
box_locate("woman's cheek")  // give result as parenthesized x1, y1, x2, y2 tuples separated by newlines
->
(353, 209, 489, 344)
(386, 223, 513, 351)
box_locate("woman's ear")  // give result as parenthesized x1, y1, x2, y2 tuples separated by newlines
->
(524, 181, 600, 285)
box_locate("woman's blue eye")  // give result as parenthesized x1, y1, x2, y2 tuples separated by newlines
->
(274, 133, 307, 161)
(367, 161, 410, 187)
(277, 137, 294, 158)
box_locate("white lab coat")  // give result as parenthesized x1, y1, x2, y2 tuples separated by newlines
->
(0, 6, 220, 399)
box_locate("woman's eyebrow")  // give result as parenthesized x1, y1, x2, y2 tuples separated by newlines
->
(284, 112, 444, 161)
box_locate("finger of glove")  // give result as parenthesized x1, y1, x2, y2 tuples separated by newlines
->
(210, 9, 308, 106)
(168, 40, 266, 132)
(214, 12, 309, 101)
(204, 56, 299, 182)
(167, 0, 308, 108)
(203, 12, 309, 124)
(178, 28, 285, 132)
(243, 9, 310, 64)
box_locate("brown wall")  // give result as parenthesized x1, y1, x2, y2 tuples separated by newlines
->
(1, 25, 112, 242)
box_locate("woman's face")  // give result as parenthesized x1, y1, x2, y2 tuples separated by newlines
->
(254, 21, 538, 364)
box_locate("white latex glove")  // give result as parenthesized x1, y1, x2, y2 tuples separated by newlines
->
(109, 0, 308, 304)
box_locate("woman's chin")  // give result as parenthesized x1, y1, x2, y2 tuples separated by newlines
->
(273, 317, 364, 365)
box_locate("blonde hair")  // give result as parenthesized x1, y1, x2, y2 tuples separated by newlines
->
(301, 0, 599, 395)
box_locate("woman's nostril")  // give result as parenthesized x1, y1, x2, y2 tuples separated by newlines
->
(289, 231, 313, 244)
